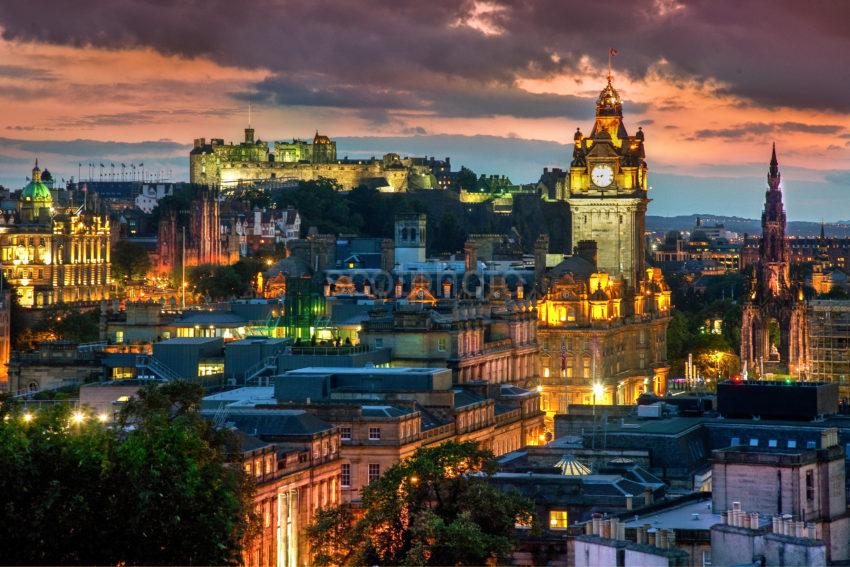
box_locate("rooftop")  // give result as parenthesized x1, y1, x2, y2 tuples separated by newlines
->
(623, 496, 721, 531)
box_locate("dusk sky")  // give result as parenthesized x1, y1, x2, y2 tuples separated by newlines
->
(2, 0, 850, 220)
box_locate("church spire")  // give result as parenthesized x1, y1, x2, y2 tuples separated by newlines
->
(768, 142, 780, 190)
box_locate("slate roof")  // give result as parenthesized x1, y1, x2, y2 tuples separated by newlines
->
(223, 410, 334, 438)
(174, 311, 248, 327)
(361, 405, 416, 418)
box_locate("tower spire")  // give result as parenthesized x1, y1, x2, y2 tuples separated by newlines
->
(768, 142, 780, 190)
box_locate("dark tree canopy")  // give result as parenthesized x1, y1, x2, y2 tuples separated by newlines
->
(0, 382, 256, 565)
(111, 240, 153, 283)
(306, 441, 533, 566)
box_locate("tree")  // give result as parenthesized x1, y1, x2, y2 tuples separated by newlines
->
(456, 167, 478, 191)
(30, 304, 100, 344)
(0, 381, 256, 565)
(111, 240, 153, 283)
(306, 441, 533, 566)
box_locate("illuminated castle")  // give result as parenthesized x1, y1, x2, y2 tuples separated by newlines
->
(0, 160, 112, 308)
(189, 126, 440, 191)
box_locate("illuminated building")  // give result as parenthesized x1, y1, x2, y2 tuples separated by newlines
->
(190, 126, 443, 191)
(230, 416, 341, 567)
(0, 161, 111, 308)
(740, 146, 807, 377)
(155, 188, 239, 274)
(536, 78, 671, 421)
(559, 76, 649, 286)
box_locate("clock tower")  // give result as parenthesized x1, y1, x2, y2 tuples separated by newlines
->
(561, 77, 648, 286)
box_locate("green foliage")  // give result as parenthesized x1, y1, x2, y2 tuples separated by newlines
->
(456, 166, 478, 191)
(29, 304, 100, 344)
(306, 441, 532, 566)
(0, 381, 255, 565)
(189, 258, 263, 300)
(112, 240, 153, 283)
(273, 179, 361, 236)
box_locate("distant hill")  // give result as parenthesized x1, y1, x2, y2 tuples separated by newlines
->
(646, 215, 850, 238)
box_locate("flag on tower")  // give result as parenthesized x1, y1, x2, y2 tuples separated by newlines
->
(609, 47, 618, 57)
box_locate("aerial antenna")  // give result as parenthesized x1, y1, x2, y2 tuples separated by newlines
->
(248, 101, 252, 128)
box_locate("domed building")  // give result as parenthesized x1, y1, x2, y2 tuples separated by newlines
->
(0, 160, 112, 308)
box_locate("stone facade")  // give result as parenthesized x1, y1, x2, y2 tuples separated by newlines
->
(0, 162, 112, 308)
(237, 422, 342, 567)
(561, 78, 649, 286)
(190, 128, 438, 192)
(741, 146, 807, 377)
(711, 433, 850, 562)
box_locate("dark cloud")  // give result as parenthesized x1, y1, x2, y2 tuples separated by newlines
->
(692, 121, 845, 140)
(3, 1, 850, 118)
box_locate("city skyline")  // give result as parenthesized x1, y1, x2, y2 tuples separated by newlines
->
(2, 1, 850, 219)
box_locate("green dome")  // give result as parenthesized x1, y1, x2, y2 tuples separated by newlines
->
(22, 180, 52, 201)
(22, 159, 52, 202)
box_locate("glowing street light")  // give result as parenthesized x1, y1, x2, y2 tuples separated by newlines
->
(22, 412, 33, 423)
(592, 382, 604, 416)
(71, 411, 86, 425)
(97, 413, 109, 423)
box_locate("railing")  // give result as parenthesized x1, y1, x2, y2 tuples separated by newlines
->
(77, 341, 108, 353)
(135, 355, 181, 381)
(245, 356, 278, 386)
(290, 345, 370, 355)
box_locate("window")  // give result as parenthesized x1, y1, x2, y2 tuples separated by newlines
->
(788, 440, 797, 449)
(368, 463, 381, 483)
(807, 441, 817, 449)
(768, 439, 778, 448)
(549, 510, 568, 530)
(749, 438, 759, 447)
(265, 455, 274, 474)
(340, 427, 352, 441)
(806, 470, 815, 501)
(730, 437, 740, 447)
(374, 338, 384, 348)
(437, 337, 447, 352)
(515, 512, 533, 529)
(369, 427, 381, 440)
(341, 463, 351, 487)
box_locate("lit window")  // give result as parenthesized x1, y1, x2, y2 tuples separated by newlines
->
(788, 440, 797, 449)
(730, 437, 740, 447)
(340, 427, 352, 441)
(768, 439, 778, 448)
(549, 510, 568, 530)
(807, 441, 817, 449)
(341, 463, 351, 488)
(369, 427, 381, 440)
(749, 438, 759, 447)
(437, 338, 447, 352)
(368, 463, 381, 483)
(515, 512, 533, 529)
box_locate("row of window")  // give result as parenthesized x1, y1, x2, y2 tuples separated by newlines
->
(730, 437, 814, 449)
(340, 463, 381, 488)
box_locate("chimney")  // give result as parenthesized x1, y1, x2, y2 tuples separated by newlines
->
(575, 240, 598, 267)
(380, 239, 395, 273)
(464, 240, 478, 272)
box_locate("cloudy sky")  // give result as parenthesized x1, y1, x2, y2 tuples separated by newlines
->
(1, 0, 850, 220)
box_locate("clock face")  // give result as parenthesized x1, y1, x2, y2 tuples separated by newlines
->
(591, 164, 614, 187)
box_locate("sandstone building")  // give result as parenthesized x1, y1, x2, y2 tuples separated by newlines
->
(0, 161, 112, 308)
(536, 78, 671, 421)
(190, 127, 441, 191)
(740, 146, 807, 377)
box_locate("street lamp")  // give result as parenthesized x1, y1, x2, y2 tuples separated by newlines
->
(592, 382, 604, 416)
